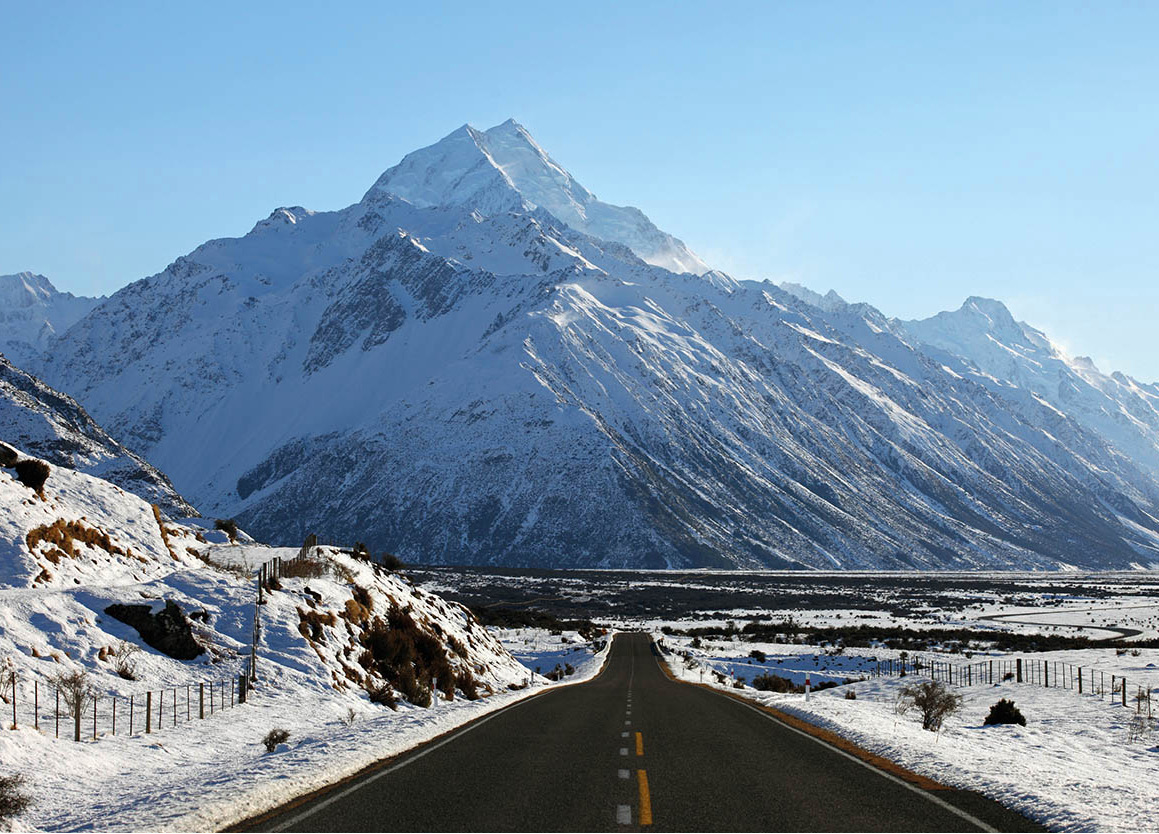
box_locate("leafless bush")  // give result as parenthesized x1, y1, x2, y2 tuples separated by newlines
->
(281, 556, 327, 579)
(342, 707, 357, 726)
(111, 641, 141, 680)
(262, 728, 290, 752)
(897, 680, 963, 731)
(0, 773, 32, 822)
(49, 669, 95, 719)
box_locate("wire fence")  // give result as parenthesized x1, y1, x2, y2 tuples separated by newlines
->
(2, 534, 327, 743)
(871, 654, 1157, 714)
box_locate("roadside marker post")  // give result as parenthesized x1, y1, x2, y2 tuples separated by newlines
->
(805, 673, 811, 701)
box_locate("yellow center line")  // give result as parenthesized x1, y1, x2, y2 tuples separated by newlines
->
(636, 769, 652, 825)
(635, 731, 644, 756)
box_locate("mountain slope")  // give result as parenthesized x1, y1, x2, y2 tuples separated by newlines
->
(900, 298, 1159, 482)
(22, 122, 1159, 571)
(0, 353, 196, 515)
(368, 119, 710, 276)
(0, 272, 101, 367)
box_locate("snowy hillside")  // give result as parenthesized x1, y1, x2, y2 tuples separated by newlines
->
(0, 272, 100, 368)
(16, 121, 1159, 571)
(901, 297, 1159, 482)
(0, 448, 608, 830)
(0, 353, 195, 516)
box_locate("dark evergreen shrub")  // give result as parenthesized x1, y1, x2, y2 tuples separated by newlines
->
(214, 518, 239, 540)
(0, 773, 32, 822)
(14, 459, 49, 493)
(262, 728, 290, 752)
(983, 698, 1026, 726)
(0, 443, 18, 468)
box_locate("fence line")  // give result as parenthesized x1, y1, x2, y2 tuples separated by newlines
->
(871, 654, 1156, 714)
(2, 533, 329, 743)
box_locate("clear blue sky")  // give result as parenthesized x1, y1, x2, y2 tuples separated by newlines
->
(3, 1, 1157, 379)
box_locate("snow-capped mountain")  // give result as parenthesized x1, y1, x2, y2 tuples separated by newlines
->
(900, 298, 1159, 482)
(16, 121, 1159, 570)
(368, 120, 710, 276)
(0, 353, 195, 515)
(0, 272, 101, 367)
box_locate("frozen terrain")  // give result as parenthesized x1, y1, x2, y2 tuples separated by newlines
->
(0, 447, 609, 831)
(8, 120, 1159, 571)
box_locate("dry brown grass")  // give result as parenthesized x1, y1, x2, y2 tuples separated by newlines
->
(151, 504, 178, 560)
(26, 519, 124, 559)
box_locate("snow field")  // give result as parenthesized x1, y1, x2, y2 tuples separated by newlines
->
(658, 634, 1159, 832)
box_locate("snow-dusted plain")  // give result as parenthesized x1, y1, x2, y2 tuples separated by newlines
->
(0, 449, 609, 832)
(656, 628, 1159, 832)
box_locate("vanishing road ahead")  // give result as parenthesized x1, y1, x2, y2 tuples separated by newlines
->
(244, 633, 1041, 832)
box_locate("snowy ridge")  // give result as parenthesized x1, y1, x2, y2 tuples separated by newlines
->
(12, 121, 1159, 571)
(0, 354, 195, 516)
(367, 119, 711, 275)
(0, 272, 101, 368)
(900, 297, 1159, 482)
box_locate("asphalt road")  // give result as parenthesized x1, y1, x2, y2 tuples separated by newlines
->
(244, 633, 1042, 832)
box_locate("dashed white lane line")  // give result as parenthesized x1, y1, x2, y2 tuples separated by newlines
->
(620, 747, 629, 756)
(618, 769, 630, 779)
(616, 805, 631, 825)
(625, 719, 631, 725)
(621, 731, 629, 738)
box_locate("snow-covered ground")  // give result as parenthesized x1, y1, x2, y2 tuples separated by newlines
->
(0, 450, 611, 832)
(658, 634, 1159, 832)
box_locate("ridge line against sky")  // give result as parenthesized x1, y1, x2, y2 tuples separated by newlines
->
(2, 2, 1156, 381)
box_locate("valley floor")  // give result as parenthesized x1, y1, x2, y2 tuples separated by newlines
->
(657, 636, 1159, 832)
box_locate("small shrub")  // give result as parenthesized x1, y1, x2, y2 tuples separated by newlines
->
(0, 773, 32, 822)
(983, 698, 1026, 726)
(281, 556, 327, 579)
(49, 669, 94, 718)
(14, 459, 50, 493)
(749, 649, 767, 663)
(733, 677, 746, 689)
(0, 443, 18, 468)
(262, 728, 290, 752)
(456, 669, 479, 700)
(752, 673, 797, 693)
(342, 707, 357, 726)
(897, 681, 963, 731)
(380, 552, 405, 571)
(214, 518, 239, 541)
(365, 682, 397, 710)
(845, 690, 858, 700)
(1002, 671, 1015, 681)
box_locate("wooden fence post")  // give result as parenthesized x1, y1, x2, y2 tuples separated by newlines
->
(199, 683, 205, 719)
(93, 695, 97, 739)
(112, 698, 116, 735)
(34, 681, 38, 731)
(1016, 658, 1022, 683)
(1044, 661, 1048, 687)
(74, 697, 81, 741)
(129, 694, 133, 735)
(55, 688, 59, 738)
(1123, 679, 1127, 707)
(1078, 667, 1083, 694)
(146, 691, 152, 734)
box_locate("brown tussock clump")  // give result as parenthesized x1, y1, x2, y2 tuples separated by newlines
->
(26, 518, 124, 560)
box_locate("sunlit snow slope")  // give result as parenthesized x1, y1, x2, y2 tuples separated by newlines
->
(17, 121, 1159, 570)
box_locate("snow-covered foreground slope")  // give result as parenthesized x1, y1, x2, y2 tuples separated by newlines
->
(0, 355, 194, 516)
(0, 449, 609, 831)
(660, 636, 1159, 832)
(17, 120, 1159, 570)
(0, 274, 100, 370)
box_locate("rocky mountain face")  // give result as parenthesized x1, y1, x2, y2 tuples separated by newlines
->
(0, 354, 196, 516)
(0, 272, 101, 367)
(11, 120, 1159, 570)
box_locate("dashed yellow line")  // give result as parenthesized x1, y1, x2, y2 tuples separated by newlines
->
(637, 769, 652, 825)
(635, 731, 644, 756)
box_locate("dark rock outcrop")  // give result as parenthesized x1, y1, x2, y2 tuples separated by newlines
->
(105, 600, 203, 660)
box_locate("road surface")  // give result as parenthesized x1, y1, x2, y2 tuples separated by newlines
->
(240, 632, 1041, 832)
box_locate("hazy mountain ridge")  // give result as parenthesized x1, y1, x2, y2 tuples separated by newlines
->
(11, 121, 1159, 570)
(0, 353, 196, 516)
(0, 272, 101, 367)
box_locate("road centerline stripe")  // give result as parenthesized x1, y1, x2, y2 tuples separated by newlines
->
(637, 769, 653, 826)
(635, 731, 644, 756)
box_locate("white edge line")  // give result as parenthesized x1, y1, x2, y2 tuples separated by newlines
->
(725, 695, 998, 833)
(265, 638, 619, 832)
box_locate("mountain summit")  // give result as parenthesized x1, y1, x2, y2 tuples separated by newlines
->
(9, 122, 1159, 571)
(367, 119, 710, 276)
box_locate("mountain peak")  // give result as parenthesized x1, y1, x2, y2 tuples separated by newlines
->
(0, 272, 59, 307)
(366, 120, 710, 276)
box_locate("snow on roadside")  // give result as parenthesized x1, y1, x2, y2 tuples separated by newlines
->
(657, 634, 1159, 832)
